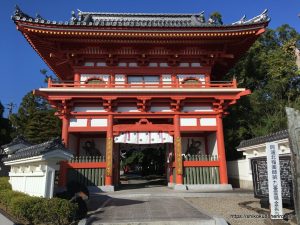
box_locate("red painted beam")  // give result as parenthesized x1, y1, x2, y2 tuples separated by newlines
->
(65, 162, 106, 169)
(183, 161, 219, 167)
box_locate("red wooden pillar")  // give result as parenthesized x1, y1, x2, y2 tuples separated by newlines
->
(74, 72, 80, 85)
(105, 115, 113, 186)
(216, 114, 228, 184)
(173, 114, 183, 184)
(62, 116, 69, 147)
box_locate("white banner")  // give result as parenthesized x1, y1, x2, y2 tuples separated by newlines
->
(114, 132, 173, 144)
(266, 142, 283, 219)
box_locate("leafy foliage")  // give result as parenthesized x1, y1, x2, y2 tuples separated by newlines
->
(224, 24, 300, 159)
(0, 101, 12, 146)
(209, 12, 223, 25)
(0, 178, 77, 225)
(10, 92, 61, 144)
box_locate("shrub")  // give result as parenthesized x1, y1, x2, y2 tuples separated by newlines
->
(0, 177, 11, 190)
(34, 198, 77, 225)
(0, 189, 78, 225)
(0, 190, 26, 211)
(10, 196, 42, 224)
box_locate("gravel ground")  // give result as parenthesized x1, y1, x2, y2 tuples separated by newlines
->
(185, 195, 296, 225)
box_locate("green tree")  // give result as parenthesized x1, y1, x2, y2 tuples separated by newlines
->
(223, 25, 300, 159)
(209, 12, 223, 25)
(10, 92, 61, 144)
(0, 101, 12, 146)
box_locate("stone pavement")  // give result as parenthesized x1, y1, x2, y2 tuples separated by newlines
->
(86, 195, 221, 225)
(83, 177, 296, 225)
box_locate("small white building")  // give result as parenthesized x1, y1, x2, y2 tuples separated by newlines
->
(227, 130, 290, 189)
(2, 137, 73, 198)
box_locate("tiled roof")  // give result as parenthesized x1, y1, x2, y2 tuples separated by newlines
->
(2, 138, 68, 162)
(12, 5, 270, 28)
(1, 136, 31, 150)
(237, 130, 289, 149)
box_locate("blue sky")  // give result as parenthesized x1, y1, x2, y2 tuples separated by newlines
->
(1, 0, 300, 117)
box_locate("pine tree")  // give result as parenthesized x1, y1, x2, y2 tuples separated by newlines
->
(0, 101, 12, 146)
(10, 92, 61, 144)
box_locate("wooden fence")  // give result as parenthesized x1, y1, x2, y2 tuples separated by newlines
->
(59, 156, 106, 187)
(183, 155, 220, 185)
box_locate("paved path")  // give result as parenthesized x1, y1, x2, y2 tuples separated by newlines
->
(87, 195, 217, 225)
(86, 175, 289, 225)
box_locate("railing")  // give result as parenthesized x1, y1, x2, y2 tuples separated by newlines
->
(59, 156, 106, 187)
(48, 79, 237, 89)
(183, 154, 220, 185)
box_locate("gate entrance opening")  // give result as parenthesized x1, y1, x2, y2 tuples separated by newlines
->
(117, 143, 169, 190)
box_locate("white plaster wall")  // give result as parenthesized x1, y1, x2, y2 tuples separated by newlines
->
(177, 74, 205, 83)
(182, 106, 213, 112)
(227, 159, 253, 189)
(80, 74, 110, 83)
(240, 140, 291, 159)
(160, 63, 168, 67)
(179, 63, 189, 67)
(9, 165, 47, 197)
(149, 106, 172, 112)
(161, 75, 172, 84)
(227, 159, 252, 181)
(230, 138, 291, 189)
(115, 74, 126, 84)
(180, 118, 197, 126)
(128, 62, 138, 67)
(84, 62, 94, 67)
(69, 118, 87, 127)
(200, 118, 216, 126)
(149, 62, 158, 67)
(96, 62, 106, 67)
(79, 138, 106, 156)
(116, 106, 140, 112)
(91, 119, 107, 127)
(73, 106, 106, 112)
(191, 62, 201, 67)
(181, 137, 205, 154)
(207, 132, 218, 155)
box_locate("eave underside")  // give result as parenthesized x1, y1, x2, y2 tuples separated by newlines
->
(16, 21, 266, 80)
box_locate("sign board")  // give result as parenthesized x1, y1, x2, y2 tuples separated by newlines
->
(266, 142, 283, 219)
(251, 156, 293, 201)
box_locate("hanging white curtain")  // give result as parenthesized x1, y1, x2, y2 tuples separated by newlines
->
(114, 132, 173, 144)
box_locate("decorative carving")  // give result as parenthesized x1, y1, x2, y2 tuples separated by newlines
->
(175, 137, 183, 175)
(232, 9, 269, 25)
(45, 137, 66, 151)
(13, 5, 30, 19)
(105, 137, 113, 176)
(70, 11, 78, 23)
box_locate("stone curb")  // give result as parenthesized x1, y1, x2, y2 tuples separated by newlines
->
(0, 210, 16, 225)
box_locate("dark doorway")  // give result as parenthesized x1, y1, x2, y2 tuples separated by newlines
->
(117, 143, 168, 190)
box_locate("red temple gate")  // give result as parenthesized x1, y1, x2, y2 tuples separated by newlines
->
(12, 7, 269, 191)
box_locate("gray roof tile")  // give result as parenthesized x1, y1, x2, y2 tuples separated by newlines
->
(12, 6, 270, 28)
(2, 138, 69, 162)
(237, 130, 289, 149)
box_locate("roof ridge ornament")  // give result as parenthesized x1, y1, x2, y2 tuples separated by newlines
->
(13, 5, 30, 19)
(45, 137, 66, 151)
(232, 9, 269, 25)
(232, 15, 246, 25)
(71, 10, 78, 22)
(191, 11, 205, 26)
